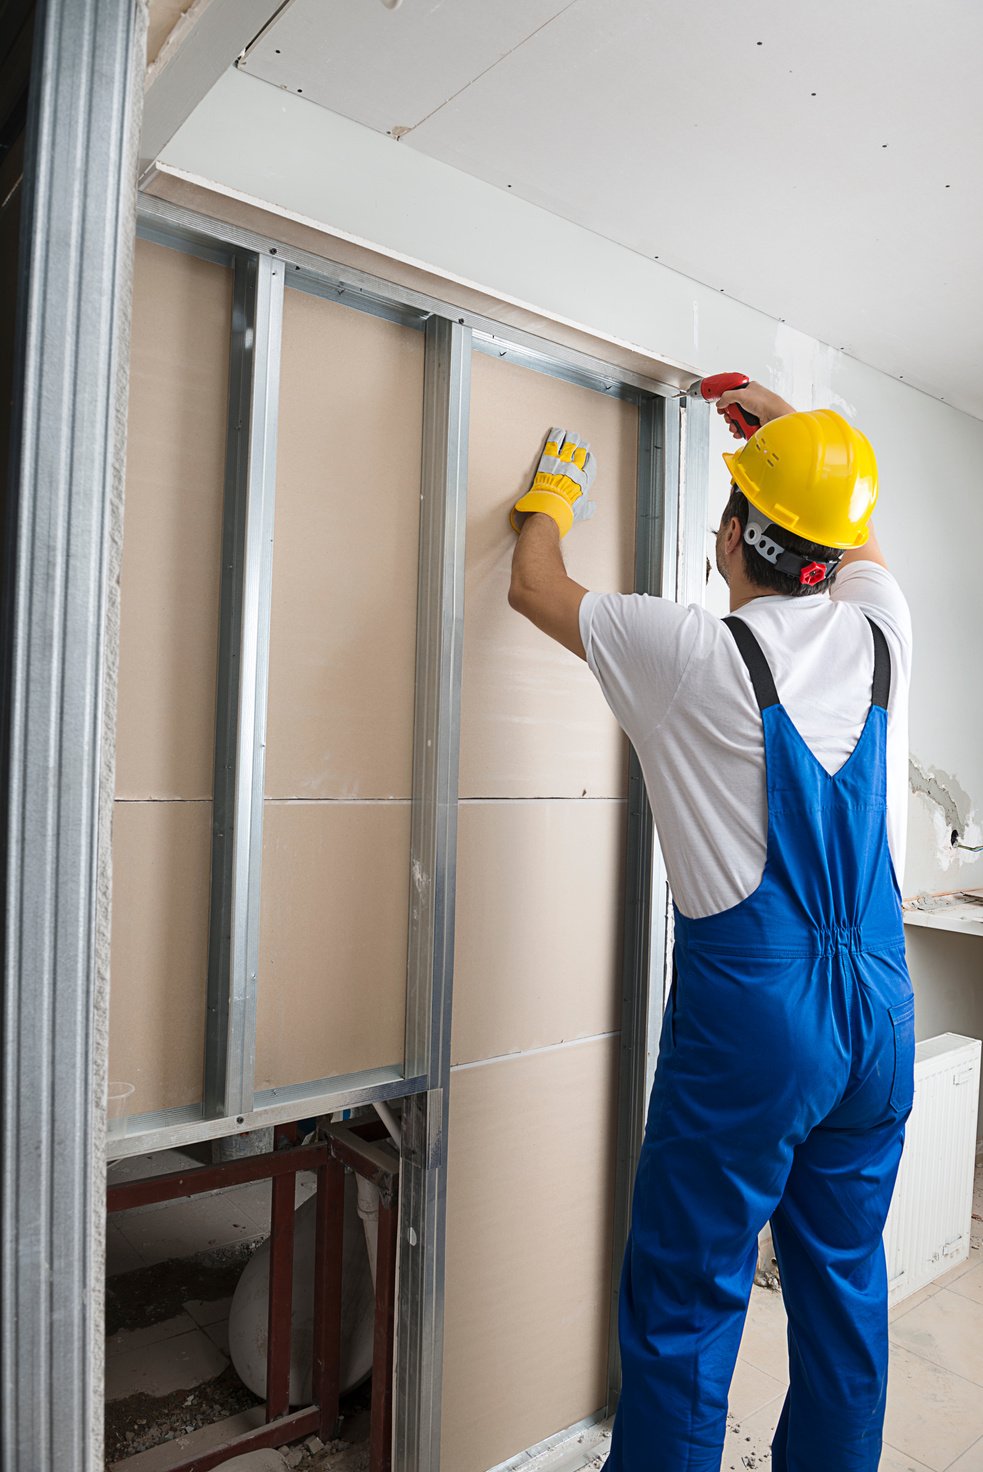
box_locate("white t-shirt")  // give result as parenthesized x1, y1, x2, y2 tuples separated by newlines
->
(579, 563, 912, 920)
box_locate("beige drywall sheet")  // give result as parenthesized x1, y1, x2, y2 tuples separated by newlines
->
(110, 237, 231, 1115)
(115, 237, 231, 800)
(256, 289, 422, 1088)
(264, 288, 423, 800)
(254, 802, 411, 1090)
(441, 1036, 620, 1472)
(108, 800, 211, 1113)
(461, 352, 636, 798)
(452, 799, 626, 1067)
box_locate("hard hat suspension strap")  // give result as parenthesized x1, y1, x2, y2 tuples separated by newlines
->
(742, 505, 841, 587)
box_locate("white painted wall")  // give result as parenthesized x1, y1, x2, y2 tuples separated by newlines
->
(161, 68, 983, 1056)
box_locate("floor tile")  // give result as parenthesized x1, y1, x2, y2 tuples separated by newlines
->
(889, 1290, 983, 1387)
(891, 1282, 942, 1321)
(107, 1311, 198, 1354)
(724, 1389, 785, 1468)
(105, 1326, 228, 1403)
(106, 1221, 144, 1276)
(934, 1256, 976, 1290)
(879, 1445, 933, 1471)
(948, 1262, 983, 1308)
(945, 1434, 983, 1471)
(738, 1285, 790, 1385)
(727, 1357, 787, 1422)
(202, 1317, 230, 1357)
(883, 1344, 983, 1471)
(183, 1295, 233, 1328)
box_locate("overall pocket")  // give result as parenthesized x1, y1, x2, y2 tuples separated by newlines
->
(888, 994, 916, 1115)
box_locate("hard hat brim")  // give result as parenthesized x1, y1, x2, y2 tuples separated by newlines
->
(721, 446, 872, 550)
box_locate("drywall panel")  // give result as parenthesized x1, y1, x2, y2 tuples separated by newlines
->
(441, 1036, 620, 1472)
(254, 801, 410, 1090)
(452, 800, 626, 1067)
(240, 0, 571, 135)
(108, 800, 211, 1114)
(116, 237, 231, 799)
(264, 288, 424, 799)
(461, 353, 635, 798)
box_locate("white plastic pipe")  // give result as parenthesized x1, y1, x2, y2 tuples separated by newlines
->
(356, 1174, 381, 1288)
(372, 1099, 401, 1148)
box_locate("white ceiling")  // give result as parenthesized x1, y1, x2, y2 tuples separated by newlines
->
(239, 0, 983, 418)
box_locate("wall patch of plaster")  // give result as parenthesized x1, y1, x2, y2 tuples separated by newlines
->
(909, 754, 981, 873)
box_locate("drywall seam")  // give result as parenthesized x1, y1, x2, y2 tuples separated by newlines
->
(450, 1030, 620, 1074)
(458, 796, 628, 804)
(113, 796, 212, 803)
(94, 6, 149, 1467)
(392, 1, 579, 141)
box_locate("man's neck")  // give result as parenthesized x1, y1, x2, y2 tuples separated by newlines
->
(728, 584, 784, 613)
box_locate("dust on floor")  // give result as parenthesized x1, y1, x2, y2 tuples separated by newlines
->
(105, 1234, 372, 1471)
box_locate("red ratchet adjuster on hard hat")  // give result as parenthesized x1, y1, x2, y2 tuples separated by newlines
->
(743, 505, 841, 587)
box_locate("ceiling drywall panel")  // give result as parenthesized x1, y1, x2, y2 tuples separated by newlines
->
(239, 0, 983, 417)
(238, 0, 575, 134)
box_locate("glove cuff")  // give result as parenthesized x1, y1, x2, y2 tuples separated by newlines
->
(510, 489, 575, 537)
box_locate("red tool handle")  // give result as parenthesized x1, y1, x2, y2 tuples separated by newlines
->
(697, 372, 761, 440)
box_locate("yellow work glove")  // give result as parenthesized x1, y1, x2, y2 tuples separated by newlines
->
(510, 427, 597, 537)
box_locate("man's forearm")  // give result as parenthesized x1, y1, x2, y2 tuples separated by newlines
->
(508, 513, 589, 659)
(509, 513, 566, 598)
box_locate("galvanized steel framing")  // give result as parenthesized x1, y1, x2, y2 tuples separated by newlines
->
(117, 195, 708, 1468)
(205, 249, 285, 1124)
(0, 2, 145, 1468)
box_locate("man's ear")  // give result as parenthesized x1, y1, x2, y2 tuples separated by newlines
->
(725, 515, 744, 555)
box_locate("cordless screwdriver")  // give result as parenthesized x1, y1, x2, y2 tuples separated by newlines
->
(685, 372, 760, 440)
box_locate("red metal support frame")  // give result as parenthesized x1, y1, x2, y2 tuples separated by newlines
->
(266, 1166, 296, 1418)
(105, 1121, 401, 1472)
(370, 1192, 399, 1472)
(312, 1155, 346, 1441)
(106, 1141, 329, 1213)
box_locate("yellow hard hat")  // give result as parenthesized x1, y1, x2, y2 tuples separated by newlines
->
(722, 409, 878, 549)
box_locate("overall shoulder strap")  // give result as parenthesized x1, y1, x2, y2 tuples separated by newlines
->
(866, 616, 891, 710)
(723, 616, 779, 711)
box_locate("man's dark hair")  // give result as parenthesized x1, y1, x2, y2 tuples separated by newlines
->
(722, 484, 841, 597)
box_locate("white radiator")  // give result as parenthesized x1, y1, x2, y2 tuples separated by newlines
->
(883, 1032, 981, 1308)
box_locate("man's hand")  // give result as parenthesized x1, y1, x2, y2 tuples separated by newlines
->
(510, 428, 596, 537)
(716, 382, 795, 440)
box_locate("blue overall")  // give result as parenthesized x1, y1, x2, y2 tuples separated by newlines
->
(605, 615, 915, 1472)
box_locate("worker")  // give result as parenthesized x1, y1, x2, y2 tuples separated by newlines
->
(507, 383, 914, 1472)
